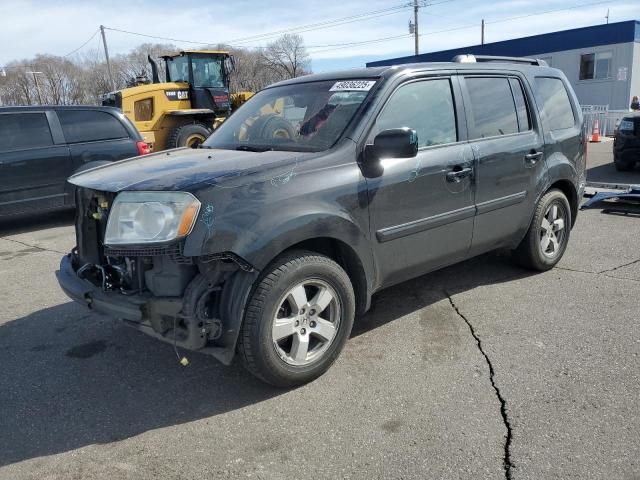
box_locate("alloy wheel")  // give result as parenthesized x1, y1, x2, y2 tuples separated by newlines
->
(540, 202, 567, 258)
(271, 279, 341, 366)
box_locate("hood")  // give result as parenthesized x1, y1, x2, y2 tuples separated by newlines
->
(69, 147, 313, 192)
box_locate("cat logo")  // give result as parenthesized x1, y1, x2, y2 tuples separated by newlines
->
(165, 90, 189, 101)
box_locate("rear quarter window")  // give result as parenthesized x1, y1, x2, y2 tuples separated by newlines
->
(534, 77, 576, 131)
(0, 112, 52, 150)
(57, 110, 129, 144)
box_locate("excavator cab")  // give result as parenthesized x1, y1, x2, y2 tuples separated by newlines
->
(160, 50, 235, 118)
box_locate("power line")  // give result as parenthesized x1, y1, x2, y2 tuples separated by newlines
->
(102, 3, 414, 50)
(309, 0, 616, 54)
(227, 4, 412, 44)
(63, 28, 100, 57)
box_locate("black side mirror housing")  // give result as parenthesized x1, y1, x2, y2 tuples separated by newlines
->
(364, 128, 418, 164)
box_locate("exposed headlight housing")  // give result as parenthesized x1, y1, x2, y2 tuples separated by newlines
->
(104, 192, 201, 245)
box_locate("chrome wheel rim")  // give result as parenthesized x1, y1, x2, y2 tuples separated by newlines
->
(540, 202, 567, 258)
(271, 279, 341, 366)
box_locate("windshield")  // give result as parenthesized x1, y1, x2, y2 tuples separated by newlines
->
(166, 56, 189, 83)
(192, 56, 225, 88)
(203, 79, 376, 152)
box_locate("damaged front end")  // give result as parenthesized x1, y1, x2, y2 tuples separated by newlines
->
(56, 187, 257, 364)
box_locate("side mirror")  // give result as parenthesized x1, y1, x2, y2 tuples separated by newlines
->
(365, 128, 418, 163)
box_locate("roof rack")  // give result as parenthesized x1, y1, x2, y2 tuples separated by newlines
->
(452, 54, 548, 66)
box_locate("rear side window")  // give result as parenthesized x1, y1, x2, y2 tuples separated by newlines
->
(57, 110, 128, 143)
(509, 78, 531, 132)
(0, 113, 52, 150)
(465, 77, 519, 139)
(535, 77, 576, 131)
(375, 78, 457, 148)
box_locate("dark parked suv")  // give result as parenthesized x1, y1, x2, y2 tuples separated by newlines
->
(57, 55, 586, 386)
(613, 114, 640, 171)
(0, 106, 149, 216)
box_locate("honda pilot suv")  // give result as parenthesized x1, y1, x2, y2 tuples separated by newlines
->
(57, 55, 586, 386)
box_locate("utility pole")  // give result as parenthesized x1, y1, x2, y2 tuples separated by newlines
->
(26, 71, 43, 105)
(100, 25, 115, 90)
(481, 19, 485, 45)
(605, 8, 610, 24)
(413, 0, 419, 56)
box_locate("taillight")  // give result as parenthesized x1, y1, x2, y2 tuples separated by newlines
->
(136, 141, 151, 155)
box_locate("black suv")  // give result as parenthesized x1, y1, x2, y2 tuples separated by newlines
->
(0, 106, 148, 217)
(613, 114, 640, 171)
(57, 56, 586, 386)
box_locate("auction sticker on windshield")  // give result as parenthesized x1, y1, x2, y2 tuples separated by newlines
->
(329, 80, 376, 91)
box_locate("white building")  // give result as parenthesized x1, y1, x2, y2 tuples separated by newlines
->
(367, 20, 640, 111)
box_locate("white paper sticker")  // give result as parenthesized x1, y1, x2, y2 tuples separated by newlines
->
(329, 80, 376, 92)
(617, 67, 627, 81)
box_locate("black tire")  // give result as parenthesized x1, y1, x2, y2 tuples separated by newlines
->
(614, 157, 634, 171)
(238, 250, 355, 387)
(166, 123, 211, 149)
(248, 114, 296, 141)
(513, 189, 572, 271)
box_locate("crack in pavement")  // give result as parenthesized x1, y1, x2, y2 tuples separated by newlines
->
(555, 257, 640, 281)
(446, 291, 513, 480)
(598, 257, 640, 274)
(0, 236, 66, 255)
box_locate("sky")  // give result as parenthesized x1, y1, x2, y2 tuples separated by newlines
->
(1, 0, 639, 72)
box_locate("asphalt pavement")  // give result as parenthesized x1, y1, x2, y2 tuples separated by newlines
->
(0, 144, 638, 479)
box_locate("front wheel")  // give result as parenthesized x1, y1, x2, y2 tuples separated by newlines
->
(238, 251, 355, 387)
(166, 123, 211, 149)
(513, 189, 571, 271)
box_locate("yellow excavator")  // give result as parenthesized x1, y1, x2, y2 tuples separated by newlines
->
(102, 50, 253, 151)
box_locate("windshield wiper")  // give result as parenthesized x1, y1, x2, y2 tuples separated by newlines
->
(234, 145, 273, 152)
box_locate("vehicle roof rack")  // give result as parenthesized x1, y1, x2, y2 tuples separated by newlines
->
(452, 54, 548, 66)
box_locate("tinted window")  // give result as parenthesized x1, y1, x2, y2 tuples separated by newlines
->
(465, 77, 518, 139)
(57, 110, 128, 143)
(0, 113, 52, 150)
(535, 78, 575, 131)
(376, 79, 457, 147)
(509, 78, 531, 132)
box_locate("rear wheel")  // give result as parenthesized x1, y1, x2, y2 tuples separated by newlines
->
(239, 250, 355, 387)
(514, 189, 571, 271)
(167, 123, 211, 149)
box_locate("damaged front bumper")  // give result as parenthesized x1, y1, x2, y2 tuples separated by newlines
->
(55, 253, 243, 365)
(57, 253, 145, 321)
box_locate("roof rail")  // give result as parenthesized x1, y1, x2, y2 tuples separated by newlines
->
(452, 54, 548, 66)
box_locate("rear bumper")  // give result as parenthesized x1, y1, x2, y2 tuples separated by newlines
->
(56, 254, 144, 321)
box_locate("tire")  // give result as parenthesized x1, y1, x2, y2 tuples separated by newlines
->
(513, 189, 572, 271)
(238, 250, 355, 387)
(166, 123, 211, 149)
(248, 114, 296, 141)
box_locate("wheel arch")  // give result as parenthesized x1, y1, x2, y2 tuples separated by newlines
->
(275, 237, 371, 316)
(548, 179, 578, 227)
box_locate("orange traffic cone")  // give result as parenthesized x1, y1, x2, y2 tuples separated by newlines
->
(590, 119, 600, 142)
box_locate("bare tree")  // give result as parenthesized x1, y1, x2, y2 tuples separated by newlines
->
(0, 36, 311, 106)
(261, 34, 311, 79)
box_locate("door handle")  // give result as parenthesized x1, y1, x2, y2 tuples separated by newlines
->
(525, 151, 543, 164)
(446, 167, 473, 182)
